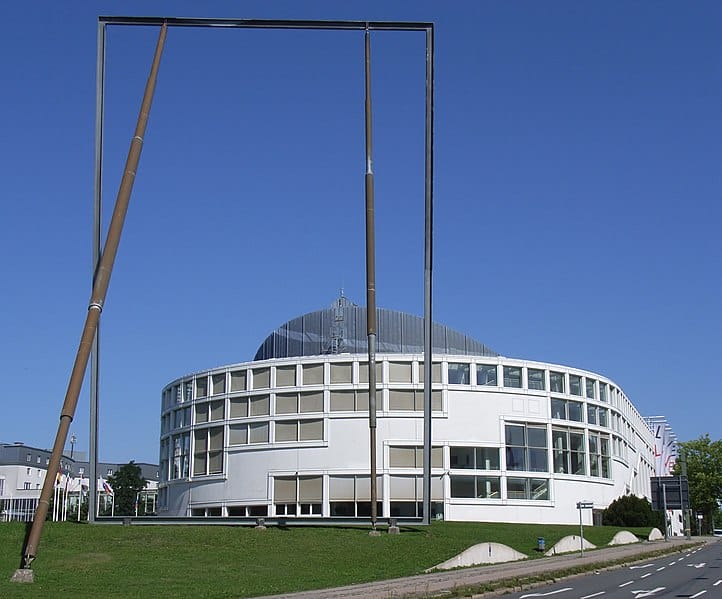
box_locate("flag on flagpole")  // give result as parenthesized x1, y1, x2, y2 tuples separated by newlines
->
(102, 480, 114, 495)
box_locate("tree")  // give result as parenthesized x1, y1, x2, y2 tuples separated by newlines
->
(602, 494, 662, 528)
(107, 461, 147, 516)
(673, 434, 722, 534)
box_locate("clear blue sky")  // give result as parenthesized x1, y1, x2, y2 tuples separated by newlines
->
(1, 1, 720, 463)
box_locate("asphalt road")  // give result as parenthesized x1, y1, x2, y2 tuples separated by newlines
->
(503, 540, 722, 599)
(259, 537, 716, 599)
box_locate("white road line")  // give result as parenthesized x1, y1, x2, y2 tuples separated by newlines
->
(669, 560, 677, 565)
(519, 588, 572, 599)
(689, 591, 706, 598)
(619, 580, 634, 587)
(656, 567, 665, 571)
(713, 580, 722, 587)
(630, 564, 655, 570)
(580, 592, 605, 599)
(630, 588, 665, 598)
(641, 573, 652, 578)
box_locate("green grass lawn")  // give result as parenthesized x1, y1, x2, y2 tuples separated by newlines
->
(0, 521, 651, 598)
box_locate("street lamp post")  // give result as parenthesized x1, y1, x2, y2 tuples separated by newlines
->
(70, 434, 76, 459)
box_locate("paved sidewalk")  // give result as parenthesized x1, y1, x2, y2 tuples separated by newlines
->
(258, 537, 716, 599)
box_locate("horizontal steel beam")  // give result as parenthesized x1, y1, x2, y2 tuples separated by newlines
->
(94, 516, 427, 527)
(99, 16, 432, 32)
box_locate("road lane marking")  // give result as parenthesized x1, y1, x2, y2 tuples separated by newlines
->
(689, 591, 706, 598)
(630, 564, 655, 570)
(641, 573, 652, 578)
(630, 588, 665, 597)
(619, 581, 634, 587)
(519, 588, 572, 598)
(713, 579, 721, 586)
(687, 562, 706, 569)
(580, 593, 605, 598)
(656, 567, 665, 571)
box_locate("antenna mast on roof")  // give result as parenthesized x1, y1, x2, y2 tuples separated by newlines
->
(326, 291, 347, 354)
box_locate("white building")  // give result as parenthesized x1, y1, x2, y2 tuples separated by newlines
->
(0, 442, 158, 522)
(158, 297, 657, 525)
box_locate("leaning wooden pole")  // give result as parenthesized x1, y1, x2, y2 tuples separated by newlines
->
(363, 26, 379, 532)
(16, 22, 167, 576)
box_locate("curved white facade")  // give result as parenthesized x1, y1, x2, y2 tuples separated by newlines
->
(158, 350, 655, 525)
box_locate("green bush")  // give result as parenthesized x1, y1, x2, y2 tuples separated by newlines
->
(602, 494, 663, 528)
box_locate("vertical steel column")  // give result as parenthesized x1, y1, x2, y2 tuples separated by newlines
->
(364, 26, 378, 530)
(89, 19, 106, 525)
(20, 22, 167, 570)
(421, 24, 434, 526)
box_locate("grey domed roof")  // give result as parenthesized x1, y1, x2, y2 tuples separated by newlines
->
(254, 296, 498, 361)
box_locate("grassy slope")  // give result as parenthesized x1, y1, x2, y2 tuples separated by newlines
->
(0, 521, 650, 598)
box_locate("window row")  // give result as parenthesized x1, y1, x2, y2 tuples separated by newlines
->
(163, 362, 619, 408)
(450, 476, 549, 501)
(162, 389, 445, 433)
(551, 398, 609, 427)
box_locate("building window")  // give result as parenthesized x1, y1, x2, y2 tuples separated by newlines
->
(229, 396, 269, 418)
(193, 426, 224, 476)
(388, 362, 412, 383)
(599, 383, 608, 402)
(388, 389, 442, 411)
(585, 378, 596, 399)
(275, 419, 323, 443)
(589, 432, 611, 478)
(276, 391, 323, 414)
(476, 364, 497, 386)
(549, 371, 565, 394)
(79, 467, 84, 475)
(330, 390, 369, 412)
(303, 364, 324, 385)
(505, 423, 548, 472)
(552, 428, 586, 475)
(388, 446, 443, 468)
(171, 433, 190, 479)
(228, 422, 270, 445)
(389, 475, 443, 517)
(330, 363, 353, 384)
(450, 446, 500, 470)
(107, 469, 113, 476)
(174, 407, 191, 429)
(212, 373, 226, 395)
(24, 482, 32, 490)
(329, 475, 382, 518)
(448, 363, 470, 384)
(274, 476, 322, 517)
(230, 370, 247, 392)
(26, 454, 31, 462)
(275, 365, 296, 387)
(450, 475, 500, 499)
(506, 477, 549, 500)
(252, 368, 270, 389)
(418, 362, 442, 384)
(569, 374, 582, 396)
(551, 398, 583, 422)
(195, 376, 208, 399)
(527, 368, 545, 391)
(503, 366, 522, 388)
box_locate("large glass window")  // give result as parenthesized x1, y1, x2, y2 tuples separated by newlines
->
(505, 423, 548, 472)
(569, 374, 582, 396)
(528, 368, 545, 391)
(212, 373, 226, 395)
(274, 419, 323, 443)
(418, 362, 442, 384)
(195, 376, 208, 399)
(589, 432, 611, 478)
(192, 426, 224, 476)
(274, 476, 322, 517)
(230, 370, 246, 392)
(252, 368, 270, 389)
(506, 477, 549, 500)
(599, 383, 608, 402)
(450, 475, 500, 499)
(276, 391, 323, 414)
(448, 362, 471, 384)
(171, 433, 190, 479)
(450, 446, 500, 470)
(503, 366, 522, 388)
(329, 390, 369, 412)
(358, 362, 383, 385)
(552, 428, 586, 475)
(476, 364, 497, 386)
(549, 371, 565, 394)
(585, 378, 596, 399)
(551, 398, 583, 422)
(229, 422, 270, 445)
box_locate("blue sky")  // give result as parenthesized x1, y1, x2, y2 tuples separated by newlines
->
(1, 1, 720, 463)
